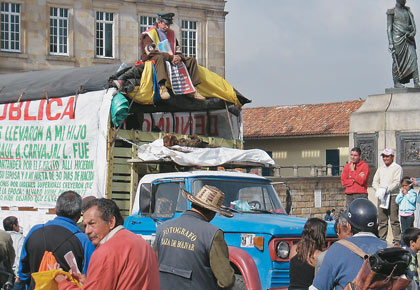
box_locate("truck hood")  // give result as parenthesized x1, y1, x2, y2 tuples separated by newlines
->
(211, 213, 336, 237)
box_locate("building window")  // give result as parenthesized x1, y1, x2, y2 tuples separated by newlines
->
(0, 2, 20, 52)
(96, 11, 114, 58)
(139, 16, 156, 34)
(181, 20, 197, 57)
(50, 7, 68, 55)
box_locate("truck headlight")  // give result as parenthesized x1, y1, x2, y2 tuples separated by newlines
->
(276, 241, 290, 259)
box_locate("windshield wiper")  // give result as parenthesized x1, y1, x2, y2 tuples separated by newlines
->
(250, 208, 273, 214)
(221, 205, 241, 213)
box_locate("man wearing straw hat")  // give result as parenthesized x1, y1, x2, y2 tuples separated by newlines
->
(154, 185, 235, 290)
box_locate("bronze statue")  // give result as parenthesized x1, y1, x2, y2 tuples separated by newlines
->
(387, 0, 420, 88)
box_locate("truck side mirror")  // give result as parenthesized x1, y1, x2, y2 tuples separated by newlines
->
(285, 189, 292, 215)
(139, 183, 154, 216)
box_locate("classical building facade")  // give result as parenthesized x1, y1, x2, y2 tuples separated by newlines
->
(0, 0, 227, 75)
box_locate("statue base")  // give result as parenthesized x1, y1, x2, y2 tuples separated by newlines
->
(349, 91, 420, 177)
(385, 87, 420, 94)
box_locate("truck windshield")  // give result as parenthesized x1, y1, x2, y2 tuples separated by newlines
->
(192, 179, 286, 214)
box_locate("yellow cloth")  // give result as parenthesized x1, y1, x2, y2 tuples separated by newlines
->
(127, 63, 241, 107)
(32, 270, 82, 290)
(127, 61, 155, 104)
(196, 66, 240, 107)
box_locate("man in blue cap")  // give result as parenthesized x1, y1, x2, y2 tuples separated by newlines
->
(140, 12, 205, 101)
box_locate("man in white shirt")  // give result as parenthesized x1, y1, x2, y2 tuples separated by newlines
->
(372, 148, 403, 246)
(3, 216, 25, 289)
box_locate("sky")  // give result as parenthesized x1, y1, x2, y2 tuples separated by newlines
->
(225, 0, 420, 107)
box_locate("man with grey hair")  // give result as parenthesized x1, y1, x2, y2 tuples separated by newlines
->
(55, 198, 160, 290)
(18, 191, 95, 289)
(315, 213, 353, 275)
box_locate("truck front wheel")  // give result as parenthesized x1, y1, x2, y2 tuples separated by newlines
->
(233, 274, 246, 290)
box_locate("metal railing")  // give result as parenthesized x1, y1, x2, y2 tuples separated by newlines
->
(271, 165, 345, 178)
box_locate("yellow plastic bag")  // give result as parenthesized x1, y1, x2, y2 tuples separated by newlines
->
(32, 270, 82, 290)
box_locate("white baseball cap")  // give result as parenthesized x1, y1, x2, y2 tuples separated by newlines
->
(380, 148, 395, 156)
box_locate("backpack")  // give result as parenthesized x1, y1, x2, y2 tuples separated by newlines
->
(37, 226, 77, 272)
(338, 240, 412, 290)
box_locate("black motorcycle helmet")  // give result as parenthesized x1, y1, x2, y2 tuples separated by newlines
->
(344, 198, 378, 233)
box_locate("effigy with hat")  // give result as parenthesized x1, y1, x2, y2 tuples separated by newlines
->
(157, 12, 175, 25)
(182, 185, 234, 218)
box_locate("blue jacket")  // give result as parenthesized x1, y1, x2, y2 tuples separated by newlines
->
(396, 189, 417, 214)
(19, 216, 95, 289)
(312, 233, 387, 290)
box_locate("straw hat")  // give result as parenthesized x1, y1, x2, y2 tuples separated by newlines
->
(182, 185, 233, 218)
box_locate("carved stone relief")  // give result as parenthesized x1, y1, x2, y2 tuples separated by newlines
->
(397, 132, 420, 166)
(354, 133, 378, 168)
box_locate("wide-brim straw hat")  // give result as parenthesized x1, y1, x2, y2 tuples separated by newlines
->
(182, 185, 233, 218)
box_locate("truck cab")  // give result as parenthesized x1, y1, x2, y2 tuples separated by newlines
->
(125, 170, 336, 290)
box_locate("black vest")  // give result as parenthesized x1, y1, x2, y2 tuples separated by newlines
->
(155, 211, 220, 290)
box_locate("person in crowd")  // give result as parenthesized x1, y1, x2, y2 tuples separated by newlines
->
(19, 191, 95, 289)
(396, 177, 417, 244)
(372, 148, 403, 246)
(315, 213, 353, 275)
(341, 147, 369, 207)
(154, 185, 235, 290)
(140, 12, 205, 101)
(331, 209, 337, 220)
(402, 227, 420, 288)
(0, 230, 14, 288)
(3, 216, 25, 289)
(289, 218, 327, 290)
(77, 196, 97, 232)
(310, 198, 387, 290)
(55, 198, 160, 290)
(324, 210, 333, 221)
(410, 177, 420, 228)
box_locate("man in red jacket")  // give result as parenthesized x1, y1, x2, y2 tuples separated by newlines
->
(54, 199, 160, 290)
(341, 147, 370, 207)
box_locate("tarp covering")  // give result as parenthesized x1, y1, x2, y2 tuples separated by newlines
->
(0, 64, 120, 104)
(136, 139, 275, 166)
(0, 64, 250, 111)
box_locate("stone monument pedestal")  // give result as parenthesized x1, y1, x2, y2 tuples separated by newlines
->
(350, 89, 420, 177)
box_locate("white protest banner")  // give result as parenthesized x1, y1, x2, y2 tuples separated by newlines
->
(0, 89, 112, 207)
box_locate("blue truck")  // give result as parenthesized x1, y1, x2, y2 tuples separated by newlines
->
(125, 170, 336, 290)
